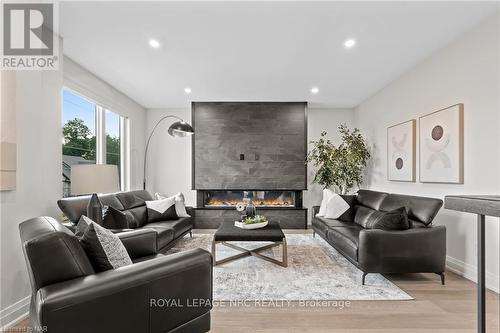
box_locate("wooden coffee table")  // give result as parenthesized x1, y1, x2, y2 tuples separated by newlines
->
(211, 221, 287, 267)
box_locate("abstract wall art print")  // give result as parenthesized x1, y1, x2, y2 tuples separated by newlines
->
(419, 104, 464, 184)
(387, 120, 416, 182)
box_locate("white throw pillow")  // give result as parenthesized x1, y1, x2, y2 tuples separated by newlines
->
(317, 189, 335, 217)
(324, 194, 350, 219)
(155, 192, 190, 217)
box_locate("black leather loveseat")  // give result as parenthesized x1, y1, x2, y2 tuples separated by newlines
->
(19, 216, 212, 333)
(58, 190, 193, 253)
(312, 190, 446, 285)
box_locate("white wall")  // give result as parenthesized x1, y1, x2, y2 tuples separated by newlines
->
(146, 108, 195, 204)
(354, 14, 500, 292)
(0, 54, 147, 328)
(305, 108, 355, 221)
(0, 49, 63, 326)
(63, 57, 146, 190)
(145, 107, 355, 221)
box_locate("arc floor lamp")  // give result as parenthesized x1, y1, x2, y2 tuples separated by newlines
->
(143, 115, 194, 190)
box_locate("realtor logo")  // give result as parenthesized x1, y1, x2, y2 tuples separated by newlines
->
(1, 2, 58, 70)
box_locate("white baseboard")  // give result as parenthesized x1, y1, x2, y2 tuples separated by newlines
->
(0, 295, 30, 330)
(446, 255, 499, 293)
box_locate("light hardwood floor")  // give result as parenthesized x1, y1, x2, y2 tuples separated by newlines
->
(10, 231, 500, 332)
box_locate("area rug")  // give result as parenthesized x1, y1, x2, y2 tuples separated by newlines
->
(167, 234, 413, 301)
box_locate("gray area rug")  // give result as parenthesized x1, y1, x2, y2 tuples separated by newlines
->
(168, 234, 413, 301)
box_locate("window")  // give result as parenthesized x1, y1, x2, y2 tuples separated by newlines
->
(105, 110, 121, 182)
(62, 90, 96, 197)
(62, 89, 128, 197)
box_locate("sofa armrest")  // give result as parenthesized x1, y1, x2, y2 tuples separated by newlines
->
(36, 248, 212, 333)
(358, 226, 446, 273)
(186, 206, 194, 217)
(312, 206, 320, 220)
(117, 229, 158, 258)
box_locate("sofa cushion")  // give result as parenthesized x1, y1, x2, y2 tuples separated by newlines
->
(365, 207, 410, 230)
(146, 197, 179, 223)
(356, 190, 389, 210)
(103, 206, 129, 229)
(75, 215, 93, 237)
(324, 194, 350, 219)
(317, 189, 335, 217)
(155, 192, 190, 217)
(338, 194, 357, 222)
(326, 226, 361, 262)
(57, 193, 124, 224)
(80, 222, 133, 272)
(123, 206, 148, 228)
(379, 193, 443, 226)
(354, 206, 385, 228)
(142, 226, 175, 250)
(315, 216, 360, 229)
(144, 217, 192, 239)
(115, 190, 153, 209)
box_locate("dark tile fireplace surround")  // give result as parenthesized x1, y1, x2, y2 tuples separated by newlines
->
(192, 102, 308, 229)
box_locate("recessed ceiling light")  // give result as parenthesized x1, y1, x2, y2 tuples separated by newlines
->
(310, 87, 319, 95)
(149, 39, 160, 48)
(344, 38, 356, 49)
(184, 87, 192, 94)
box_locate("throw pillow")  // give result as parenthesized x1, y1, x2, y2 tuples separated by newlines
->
(80, 221, 132, 272)
(146, 197, 179, 223)
(324, 193, 350, 219)
(316, 189, 335, 217)
(155, 192, 190, 217)
(338, 194, 357, 222)
(102, 205, 129, 229)
(366, 207, 410, 230)
(75, 215, 93, 237)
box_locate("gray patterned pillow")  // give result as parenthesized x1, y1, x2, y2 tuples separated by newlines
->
(75, 215, 93, 237)
(80, 221, 132, 272)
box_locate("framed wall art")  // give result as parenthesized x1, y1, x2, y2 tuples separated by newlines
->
(387, 119, 416, 182)
(419, 104, 464, 183)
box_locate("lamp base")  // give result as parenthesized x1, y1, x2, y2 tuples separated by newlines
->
(87, 193, 103, 224)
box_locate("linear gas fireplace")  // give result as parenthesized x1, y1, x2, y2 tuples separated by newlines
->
(197, 190, 303, 209)
(192, 102, 308, 228)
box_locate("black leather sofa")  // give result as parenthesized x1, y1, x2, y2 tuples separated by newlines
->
(312, 190, 446, 285)
(19, 216, 212, 333)
(58, 190, 193, 253)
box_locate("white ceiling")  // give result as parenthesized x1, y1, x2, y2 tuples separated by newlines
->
(60, 1, 498, 109)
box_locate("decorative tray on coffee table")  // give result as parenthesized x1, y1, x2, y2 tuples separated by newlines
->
(234, 215, 268, 229)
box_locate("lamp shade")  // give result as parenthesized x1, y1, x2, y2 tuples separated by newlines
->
(168, 121, 194, 137)
(71, 164, 119, 195)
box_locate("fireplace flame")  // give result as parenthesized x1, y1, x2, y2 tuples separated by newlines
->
(206, 199, 293, 207)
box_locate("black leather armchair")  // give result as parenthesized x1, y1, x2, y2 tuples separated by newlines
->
(312, 190, 446, 285)
(19, 216, 212, 333)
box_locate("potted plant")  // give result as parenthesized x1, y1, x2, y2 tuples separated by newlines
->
(306, 124, 370, 194)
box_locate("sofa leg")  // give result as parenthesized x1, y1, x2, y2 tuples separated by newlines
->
(189, 231, 193, 238)
(437, 272, 445, 285)
(362, 272, 367, 285)
(312, 231, 315, 238)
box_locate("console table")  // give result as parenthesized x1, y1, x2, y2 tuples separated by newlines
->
(444, 195, 500, 333)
